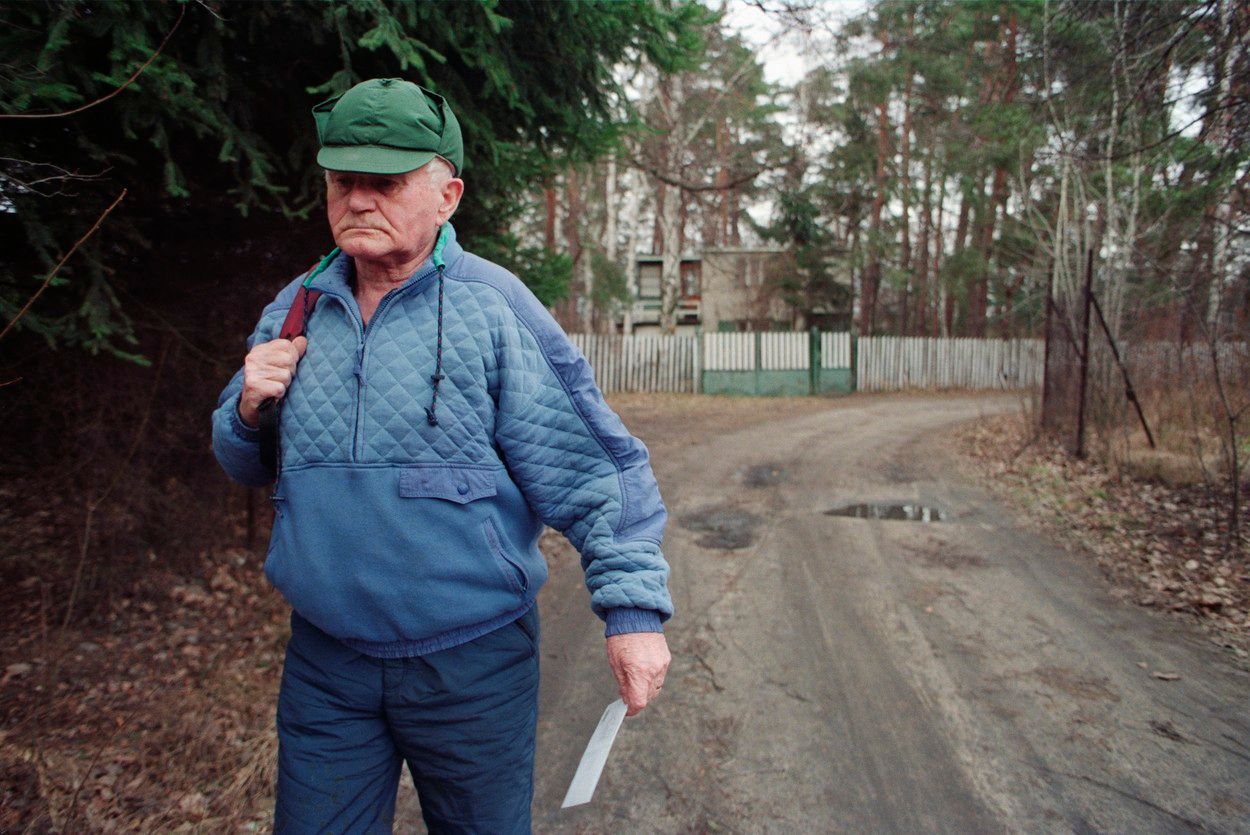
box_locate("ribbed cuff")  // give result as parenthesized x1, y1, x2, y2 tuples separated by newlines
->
(230, 398, 261, 443)
(604, 607, 663, 638)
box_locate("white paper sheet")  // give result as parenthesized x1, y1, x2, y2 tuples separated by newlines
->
(561, 699, 628, 808)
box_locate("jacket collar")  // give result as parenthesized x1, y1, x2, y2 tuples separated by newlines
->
(309, 222, 464, 297)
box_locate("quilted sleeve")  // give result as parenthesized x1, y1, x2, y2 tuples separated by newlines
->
(491, 285, 673, 629)
(210, 281, 300, 487)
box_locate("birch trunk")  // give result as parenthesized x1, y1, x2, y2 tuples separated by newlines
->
(916, 130, 934, 337)
(658, 75, 684, 335)
(860, 98, 890, 336)
(898, 17, 915, 334)
(1208, 0, 1235, 325)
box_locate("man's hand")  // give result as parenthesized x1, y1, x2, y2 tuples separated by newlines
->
(606, 632, 671, 717)
(239, 336, 308, 428)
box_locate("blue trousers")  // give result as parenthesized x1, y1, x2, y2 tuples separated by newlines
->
(274, 605, 540, 834)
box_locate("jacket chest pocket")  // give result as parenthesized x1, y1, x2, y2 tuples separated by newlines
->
(398, 465, 496, 502)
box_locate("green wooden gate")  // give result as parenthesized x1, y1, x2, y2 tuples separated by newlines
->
(698, 329, 853, 396)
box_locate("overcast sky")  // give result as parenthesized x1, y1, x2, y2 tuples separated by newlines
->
(721, 0, 869, 86)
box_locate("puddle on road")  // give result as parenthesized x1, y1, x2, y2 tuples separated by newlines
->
(679, 505, 763, 549)
(825, 502, 949, 522)
(740, 463, 789, 488)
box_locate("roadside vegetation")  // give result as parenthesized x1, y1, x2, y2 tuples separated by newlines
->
(957, 403, 1249, 655)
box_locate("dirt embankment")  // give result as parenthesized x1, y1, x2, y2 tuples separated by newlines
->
(954, 412, 1249, 655)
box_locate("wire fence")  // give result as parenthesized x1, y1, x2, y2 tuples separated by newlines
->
(1041, 280, 1249, 464)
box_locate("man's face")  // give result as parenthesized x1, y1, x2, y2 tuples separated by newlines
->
(325, 163, 460, 266)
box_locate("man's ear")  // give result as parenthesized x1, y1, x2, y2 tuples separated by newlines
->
(438, 178, 464, 224)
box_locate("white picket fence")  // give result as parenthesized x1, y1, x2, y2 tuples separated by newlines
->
(700, 332, 755, 371)
(856, 336, 1043, 392)
(568, 333, 696, 394)
(567, 331, 1044, 394)
(821, 332, 852, 369)
(699, 331, 808, 370)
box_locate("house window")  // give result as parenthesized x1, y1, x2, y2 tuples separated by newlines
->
(739, 255, 766, 287)
(680, 261, 701, 297)
(638, 263, 661, 299)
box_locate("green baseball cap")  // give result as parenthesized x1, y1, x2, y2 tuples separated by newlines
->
(312, 78, 463, 176)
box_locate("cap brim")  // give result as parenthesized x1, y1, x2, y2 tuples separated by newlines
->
(317, 145, 437, 175)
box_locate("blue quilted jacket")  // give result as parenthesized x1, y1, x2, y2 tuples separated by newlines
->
(211, 224, 672, 657)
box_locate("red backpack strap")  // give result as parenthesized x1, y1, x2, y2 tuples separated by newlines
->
(258, 252, 337, 477)
(278, 285, 324, 340)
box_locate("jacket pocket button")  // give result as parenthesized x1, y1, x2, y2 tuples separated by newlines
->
(457, 483, 469, 495)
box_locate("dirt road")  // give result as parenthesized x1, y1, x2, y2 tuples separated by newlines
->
(526, 392, 1250, 833)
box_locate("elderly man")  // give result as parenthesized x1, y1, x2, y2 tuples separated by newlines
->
(211, 78, 672, 833)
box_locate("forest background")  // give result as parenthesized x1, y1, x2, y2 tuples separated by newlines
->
(1, 0, 1248, 761)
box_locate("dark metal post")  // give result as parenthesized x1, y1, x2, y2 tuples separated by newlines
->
(1089, 289, 1156, 449)
(809, 326, 819, 395)
(1075, 249, 1094, 458)
(753, 329, 762, 396)
(850, 332, 858, 393)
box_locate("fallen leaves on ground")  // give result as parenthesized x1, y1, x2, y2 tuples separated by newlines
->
(0, 548, 289, 832)
(955, 413, 1249, 656)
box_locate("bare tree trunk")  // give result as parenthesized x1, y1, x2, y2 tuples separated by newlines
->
(658, 75, 684, 335)
(651, 181, 666, 256)
(710, 118, 730, 247)
(970, 171, 996, 337)
(565, 169, 587, 330)
(601, 155, 617, 334)
(860, 98, 890, 336)
(678, 188, 689, 256)
(932, 163, 946, 337)
(544, 181, 557, 252)
(1208, 0, 1236, 325)
(605, 154, 617, 265)
(658, 181, 682, 334)
(727, 123, 742, 245)
(950, 186, 973, 335)
(898, 13, 915, 334)
(621, 162, 642, 335)
(916, 128, 934, 338)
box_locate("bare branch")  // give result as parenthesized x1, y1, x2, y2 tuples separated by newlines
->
(0, 157, 111, 198)
(0, 7, 185, 120)
(0, 189, 127, 343)
(627, 154, 773, 192)
(192, 0, 224, 22)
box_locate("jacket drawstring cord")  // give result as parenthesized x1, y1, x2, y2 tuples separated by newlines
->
(425, 266, 446, 426)
(425, 223, 451, 427)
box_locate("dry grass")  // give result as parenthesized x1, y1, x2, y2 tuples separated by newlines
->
(956, 411, 1249, 655)
(1086, 351, 1249, 489)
